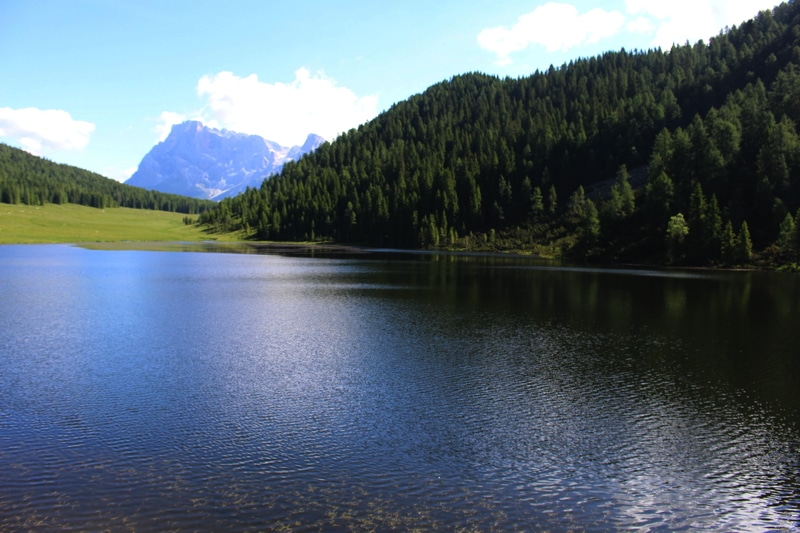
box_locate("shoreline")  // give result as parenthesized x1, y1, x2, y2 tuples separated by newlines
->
(66, 240, 788, 273)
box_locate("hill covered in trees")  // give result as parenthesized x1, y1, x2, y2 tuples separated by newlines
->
(206, 1, 800, 267)
(0, 144, 214, 215)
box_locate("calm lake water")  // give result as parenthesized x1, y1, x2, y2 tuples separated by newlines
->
(1, 243, 799, 531)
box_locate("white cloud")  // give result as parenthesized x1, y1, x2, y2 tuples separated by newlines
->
(119, 166, 137, 182)
(627, 16, 655, 35)
(0, 107, 95, 155)
(478, 1, 779, 64)
(155, 111, 187, 142)
(478, 3, 625, 65)
(193, 68, 378, 146)
(625, 0, 781, 49)
(97, 165, 139, 183)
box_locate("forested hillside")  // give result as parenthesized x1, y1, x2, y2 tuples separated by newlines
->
(0, 144, 214, 215)
(201, 1, 800, 266)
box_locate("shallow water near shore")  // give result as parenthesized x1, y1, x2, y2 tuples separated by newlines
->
(1, 243, 799, 530)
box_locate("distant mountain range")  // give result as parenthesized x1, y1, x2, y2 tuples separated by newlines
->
(126, 121, 324, 200)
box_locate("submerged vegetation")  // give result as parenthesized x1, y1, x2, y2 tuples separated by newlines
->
(199, 1, 800, 268)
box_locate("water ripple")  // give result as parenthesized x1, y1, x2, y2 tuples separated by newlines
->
(1, 246, 798, 530)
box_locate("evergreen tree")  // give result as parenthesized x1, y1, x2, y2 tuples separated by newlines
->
(583, 198, 601, 245)
(547, 185, 558, 217)
(616, 165, 636, 217)
(606, 164, 636, 222)
(736, 221, 753, 263)
(568, 186, 587, 224)
(706, 195, 724, 263)
(721, 219, 737, 265)
(530, 185, 544, 220)
(777, 212, 796, 255)
(644, 171, 675, 230)
(687, 183, 708, 263)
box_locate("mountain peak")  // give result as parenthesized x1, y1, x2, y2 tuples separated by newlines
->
(301, 133, 325, 151)
(126, 121, 323, 200)
(288, 133, 325, 161)
(169, 120, 204, 136)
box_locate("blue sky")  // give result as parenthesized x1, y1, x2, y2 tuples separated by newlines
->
(0, 0, 781, 182)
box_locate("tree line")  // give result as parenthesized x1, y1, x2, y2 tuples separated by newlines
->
(197, 1, 800, 267)
(0, 144, 214, 215)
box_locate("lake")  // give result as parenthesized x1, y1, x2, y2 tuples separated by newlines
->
(1, 243, 799, 531)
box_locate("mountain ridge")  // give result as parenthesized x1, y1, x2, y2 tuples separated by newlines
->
(126, 121, 324, 200)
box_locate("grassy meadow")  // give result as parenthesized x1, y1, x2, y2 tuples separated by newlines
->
(0, 203, 243, 244)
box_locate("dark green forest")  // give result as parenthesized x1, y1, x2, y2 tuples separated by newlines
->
(198, 1, 800, 267)
(0, 144, 214, 215)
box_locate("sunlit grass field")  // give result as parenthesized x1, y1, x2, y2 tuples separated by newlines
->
(0, 203, 243, 244)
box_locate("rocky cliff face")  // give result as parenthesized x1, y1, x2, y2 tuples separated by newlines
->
(126, 121, 324, 200)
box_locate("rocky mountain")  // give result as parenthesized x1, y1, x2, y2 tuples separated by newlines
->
(126, 121, 324, 200)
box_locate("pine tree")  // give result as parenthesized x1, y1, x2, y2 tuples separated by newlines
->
(583, 198, 601, 245)
(777, 212, 796, 256)
(686, 183, 708, 263)
(530, 185, 544, 220)
(547, 185, 558, 217)
(735, 221, 753, 263)
(616, 165, 636, 217)
(568, 186, 588, 227)
(644, 171, 674, 230)
(721, 219, 736, 265)
(706, 195, 724, 263)
(606, 164, 636, 222)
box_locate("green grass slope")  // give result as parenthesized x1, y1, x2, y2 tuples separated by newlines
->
(0, 203, 243, 244)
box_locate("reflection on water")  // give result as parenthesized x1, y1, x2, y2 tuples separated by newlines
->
(1, 244, 799, 530)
